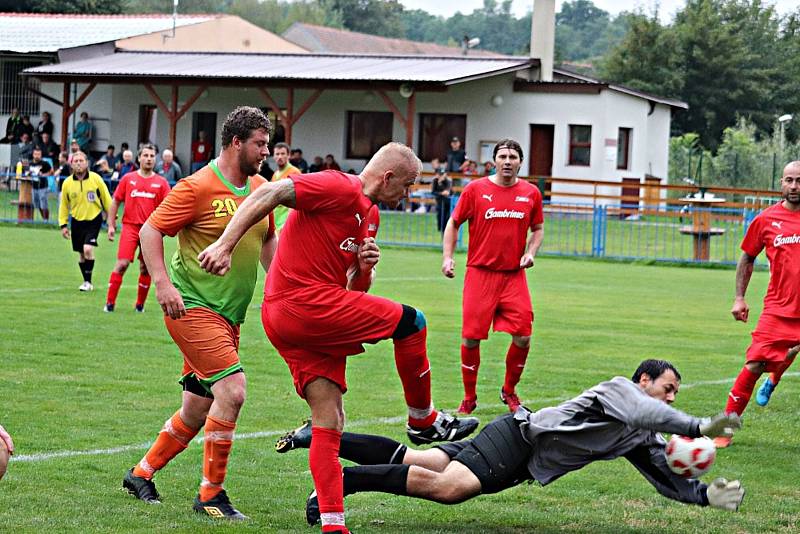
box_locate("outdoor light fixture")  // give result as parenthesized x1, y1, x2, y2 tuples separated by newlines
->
(398, 84, 414, 98)
(778, 114, 793, 123)
(490, 95, 504, 107)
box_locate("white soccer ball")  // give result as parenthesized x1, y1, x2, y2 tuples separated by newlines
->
(665, 435, 716, 478)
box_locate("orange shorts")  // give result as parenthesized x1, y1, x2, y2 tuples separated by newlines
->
(462, 267, 533, 340)
(164, 307, 242, 392)
(746, 313, 800, 372)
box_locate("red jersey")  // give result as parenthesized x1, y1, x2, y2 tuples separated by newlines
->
(452, 176, 543, 271)
(741, 202, 800, 317)
(191, 140, 212, 163)
(114, 171, 170, 225)
(265, 171, 379, 300)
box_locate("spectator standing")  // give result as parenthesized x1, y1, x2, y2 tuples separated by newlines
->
(115, 143, 130, 171)
(190, 130, 212, 172)
(36, 111, 54, 140)
(72, 112, 93, 153)
(446, 136, 466, 173)
(35, 132, 59, 162)
(28, 147, 53, 221)
(322, 153, 341, 171)
(430, 158, 452, 234)
(308, 155, 323, 173)
(3, 107, 21, 143)
(157, 149, 182, 185)
(290, 148, 309, 173)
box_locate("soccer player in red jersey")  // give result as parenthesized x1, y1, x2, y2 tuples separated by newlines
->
(122, 108, 276, 519)
(715, 160, 800, 448)
(104, 144, 170, 312)
(199, 142, 479, 534)
(441, 139, 544, 415)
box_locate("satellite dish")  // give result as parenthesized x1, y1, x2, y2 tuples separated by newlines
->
(399, 83, 414, 98)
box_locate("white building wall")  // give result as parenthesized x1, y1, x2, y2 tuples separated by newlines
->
(35, 74, 675, 203)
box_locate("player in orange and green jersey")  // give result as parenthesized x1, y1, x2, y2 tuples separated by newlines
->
(270, 141, 301, 230)
(122, 107, 275, 520)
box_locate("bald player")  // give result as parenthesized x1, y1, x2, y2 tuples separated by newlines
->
(199, 142, 479, 534)
(716, 161, 800, 447)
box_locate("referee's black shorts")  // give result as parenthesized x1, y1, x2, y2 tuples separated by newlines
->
(70, 214, 103, 252)
(436, 412, 532, 494)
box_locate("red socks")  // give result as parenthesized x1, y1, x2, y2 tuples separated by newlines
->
(503, 343, 530, 394)
(133, 410, 199, 479)
(136, 274, 152, 307)
(393, 328, 437, 428)
(310, 427, 347, 532)
(460, 344, 481, 401)
(106, 271, 123, 305)
(725, 367, 760, 416)
(199, 415, 236, 502)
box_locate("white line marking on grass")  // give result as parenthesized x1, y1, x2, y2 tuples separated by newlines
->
(0, 286, 68, 293)
(12, 374, 798, 464)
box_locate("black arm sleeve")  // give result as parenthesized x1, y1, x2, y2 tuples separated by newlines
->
(624, 444, 709, 506)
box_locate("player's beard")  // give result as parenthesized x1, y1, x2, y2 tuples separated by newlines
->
(784, 190, 800, 206)
(239, 150, 261, 177)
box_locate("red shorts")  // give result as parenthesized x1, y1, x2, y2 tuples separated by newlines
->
(117, 223, 143, 261)
(462, 267, 533, 340)
(165, 307, 241, 387)
(745, 313, 800, 372)
(262, 288, 403, 398)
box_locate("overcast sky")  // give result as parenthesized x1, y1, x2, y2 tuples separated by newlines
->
(397, 0, 798, 23)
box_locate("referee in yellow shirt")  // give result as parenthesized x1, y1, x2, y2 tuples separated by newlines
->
(58, 151, 114, 291)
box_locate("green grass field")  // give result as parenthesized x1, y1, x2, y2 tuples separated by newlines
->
(0, 224, 798, 533)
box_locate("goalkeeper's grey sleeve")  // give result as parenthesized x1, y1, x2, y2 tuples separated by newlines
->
(592, 378, 702, 437)
(624, 444, 709, 506)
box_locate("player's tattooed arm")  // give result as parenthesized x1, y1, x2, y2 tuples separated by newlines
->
(731, 252, 756, 322)
(200, 179, 296, 276)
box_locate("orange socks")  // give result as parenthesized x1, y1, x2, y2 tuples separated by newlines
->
(199, 415, 236, 502)
(133, 410, 198, 479)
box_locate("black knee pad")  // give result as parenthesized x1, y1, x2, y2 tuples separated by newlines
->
(392, 304, 427, 340)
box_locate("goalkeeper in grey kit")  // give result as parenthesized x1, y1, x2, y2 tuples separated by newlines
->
(276, 359, 745, 524)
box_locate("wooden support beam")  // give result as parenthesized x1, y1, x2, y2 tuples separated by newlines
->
(289, 89, 323, 126)
(376, 90, 407, 130)
(60, 83, 69, 150)
(143, 84, 173, 120)
(405, 91, 416, 148)
(285, 88, 295, 144)
(175, 85, 207, 121)
(258, 88, 287, 124)
(59, 82, 97, 150)
(169, 85, 179, 151)
(25, 83, 62, 107)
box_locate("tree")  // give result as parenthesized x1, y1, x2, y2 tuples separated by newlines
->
(599, 12, 684, 100)
(321, 0, 405, 38)
(3, 0, 125, 13)
(122, 0, 223, 14)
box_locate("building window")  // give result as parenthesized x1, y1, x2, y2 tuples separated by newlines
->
(568, 124, 592, 166)
(418, 113, 466, 163)
(1, 58, 45, 115)
(617, 127, 632, 170)
(346, 111, 393, 159)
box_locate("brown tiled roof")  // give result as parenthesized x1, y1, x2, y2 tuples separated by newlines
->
(282, 22, 506, 57)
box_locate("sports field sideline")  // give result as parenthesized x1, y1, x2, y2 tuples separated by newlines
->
(0, 224, 798, 532)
